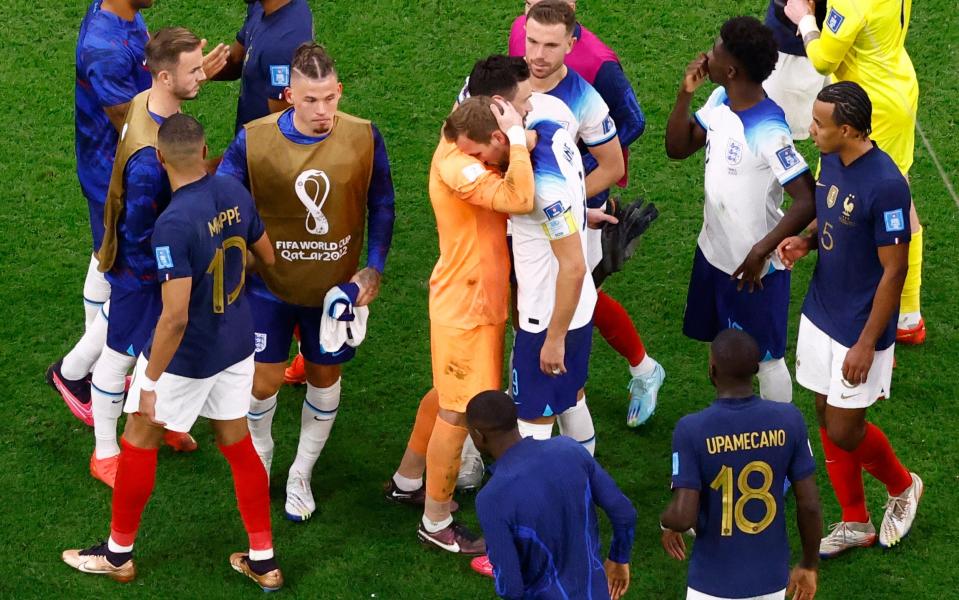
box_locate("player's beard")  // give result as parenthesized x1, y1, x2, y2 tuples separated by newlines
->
(173, 80, 201, 102)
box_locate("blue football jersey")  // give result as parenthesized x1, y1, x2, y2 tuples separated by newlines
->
(802, 146, 912, 350)
(672, 396, 816, 598)
(147, 175, 265, 379)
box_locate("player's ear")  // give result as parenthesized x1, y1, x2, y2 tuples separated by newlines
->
(283, 87, 293, 105)
(491, 130, 508, 147)
(155, 147, 167, 169)
(201, 144, 209, 160)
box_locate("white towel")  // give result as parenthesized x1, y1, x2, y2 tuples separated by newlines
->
(320, 283, 369, 354)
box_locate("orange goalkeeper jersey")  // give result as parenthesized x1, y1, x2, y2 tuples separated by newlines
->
(428, 136, 534, 330)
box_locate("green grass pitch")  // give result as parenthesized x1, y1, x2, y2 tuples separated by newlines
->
(1, 1, 957, 597)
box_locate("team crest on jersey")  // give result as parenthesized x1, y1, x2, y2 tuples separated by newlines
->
(841, 194, 856, 225)
(270, 65, 290, 87)
(826, 8, 845, 33)
(725, 139, 743, 166)
(295, 169, 332, 235)
(776, 146, 800, 170)
(826, 185, 839, 208)
(254, 333, 267, 353)
(884, 208, 905, 232)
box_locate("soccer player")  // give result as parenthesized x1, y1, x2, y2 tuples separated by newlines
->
(762, 0, 829, 140)
(63, 114, 281, 590)
(212, 0, 314, 132)
(784, 0, 925, 344)
(386, 96, 534, 554)
(661, 329, 822, 600)
(217, 42, 396, 522)
(665, 16, 816, 404)
(774, 82, 923, 555)
(517, 0, 665, 426)
(466, 390, 635, 599)
(71, 27, 209, 487)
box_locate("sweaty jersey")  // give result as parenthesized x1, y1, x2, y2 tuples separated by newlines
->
(802, 145, 911, 350)
(695, 87, 809, 275)
(147, 175, 265, 378)
(672, 396, 816, 598)
(75, 1, 151, 249)
(234, 0, 314, 131)
(511, 121, 596, 334)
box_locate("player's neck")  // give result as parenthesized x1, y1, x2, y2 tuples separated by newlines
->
(488, 431, 523, 460)
(146, 91, 182, 120)
(714, 383, 754, 399)
(261, 0, 292, 16)
(291, 111, 331, 138)
(530, 65, 567, 93)
(838, 138, 874, 166)
(167, 169, 207, 194)
(725, 83, 766, 112)
(100, 0, 138, 21)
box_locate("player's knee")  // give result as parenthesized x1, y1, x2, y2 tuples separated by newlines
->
(825, 420, 865, 452)
(121, 414, 165, 449)
(252, 363, 285, 399)
(304, 362, 341, 388)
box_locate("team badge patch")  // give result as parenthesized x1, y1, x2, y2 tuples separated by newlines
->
(776, 146, 800, 170)
(543, 201, 565, 219)
(884, 208, 905, 232)
(827, 185, 839, 208)
(154, 246, 173, 269)
(725, 139, 743, 165)
(254, 333, 267, 353)
(461, 163, 485, 184)
(826, 8, 845, 33)
(672, 452, 679, 476)
(270, 65, 290, 87)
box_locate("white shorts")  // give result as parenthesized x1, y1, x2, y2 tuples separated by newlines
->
(795, 315, 894, 409)
(586, 202, 605, 271)
(125, 354, 255, 432)
(762, 52, 828, 140)
(687, 587, 785, 600)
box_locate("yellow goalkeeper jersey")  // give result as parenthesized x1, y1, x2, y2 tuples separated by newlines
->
(807, 0, 918, 173)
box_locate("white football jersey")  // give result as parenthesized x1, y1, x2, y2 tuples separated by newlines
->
(511, 121, 597, 334)
(695, 86, 809, 275)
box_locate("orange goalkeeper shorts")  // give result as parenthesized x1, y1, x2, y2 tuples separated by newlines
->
(430, 322, 505, 413)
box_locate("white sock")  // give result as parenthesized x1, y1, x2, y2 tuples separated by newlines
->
(517, 419, 553, 440)
(422, 514, 453, 533)
(62, 301, 109, 381)
(758, 358, 793, 403)
(392, 473, 423, 492)
(629, 354, 657, 377)
(289, 379, 341, 477)
(557, 397, 596, 455)
(247, 393, 278, 470)
(91, 346, 133, 460)
(107, 536, 134, 554)
(248, 547, 274, 561)
(83, 254, 111, 329)
(898, 311, 922, 329)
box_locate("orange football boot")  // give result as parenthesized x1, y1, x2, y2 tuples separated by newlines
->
(284, 353, 307, 385)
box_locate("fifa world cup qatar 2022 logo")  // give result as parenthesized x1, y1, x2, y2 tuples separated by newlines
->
(295, 169, 332, 235)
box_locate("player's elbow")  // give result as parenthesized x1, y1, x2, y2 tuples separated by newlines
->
(808, 54, 837, 76)
(162, 310, 190, 334)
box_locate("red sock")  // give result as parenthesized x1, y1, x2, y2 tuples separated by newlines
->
(593, 290, 646, 367)
(220, 434, 273, 551)
(110, 437, 159, 547)
(819, 427, 869, 523)
(851, 423, 912, 496)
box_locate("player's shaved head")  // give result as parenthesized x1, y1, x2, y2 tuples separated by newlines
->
(467, 391, 519, 433)
(291, 42, 337, 82)
(712, 16, 778, 85)
(443, 96, 499, 144)
(157, 114, 206, 167)
(710, 328, 760, 384)
(527, 0, 576, 36)
(146, 27, 202, 77)
(467, 55, 530, 100)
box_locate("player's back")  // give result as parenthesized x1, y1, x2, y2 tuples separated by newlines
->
(672, 396, 815, 598)
(427, 137, 511, 330)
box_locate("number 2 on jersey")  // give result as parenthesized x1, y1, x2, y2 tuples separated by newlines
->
(206, 235, 248, 314)
(709, 460, 777, 536)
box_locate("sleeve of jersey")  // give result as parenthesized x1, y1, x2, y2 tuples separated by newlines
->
(593, 62, 646, 147)
(535, 177, 579, 240)
(507, 16, 525, 57)
(225, 178, 265, 244)
(578, 88, 618, 148)
(443, 145, 535, 214)
(671, 418, 702, 490)
(694, 87, 724, 132)
(259, 33, 304, 100)
(786, 408, 817, 482)
(217, 129, 251, 189)
(476, 495, 525, 600)
(586, 454, 637, 564)
(124, 152, 166, 249)
(151, 219, 193, 283)
(365, 126, 396, 273)
(805, 0, 866, 75)
(236, 10, 251, 43)
(872, 177, 912, 247)
(84, 46, 141, 108)
(759, 122, 809, 185)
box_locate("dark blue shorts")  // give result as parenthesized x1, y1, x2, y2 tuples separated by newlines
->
(106, 286, 162, 357)
(247, 280, 355, 365)
(86, 195, 106, 254)
(511, 322, 593, 420)
(682, 247, 789, 360)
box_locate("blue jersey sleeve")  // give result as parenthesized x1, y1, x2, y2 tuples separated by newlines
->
(786, 407, 817, 483)
(584, 448, 637, 564)
(872, 177, 912, 247)
(124, 150, 166, 250)
(151, 217, 194, 283)
(366, 125, 396, 273)
(217, 129, 250, 189)
(671, 416, 702, 490)
(592, 61, 645, 148)
(82, 44, 142, 108)
(476, 492, 525, 600)
(236, 5, 254, 43)
(257, 37, 300, 101)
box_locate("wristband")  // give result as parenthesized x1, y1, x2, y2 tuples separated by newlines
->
(798, 14, 819, 38)
(506, 126, 527, 146)
(140, 375, 157, 392)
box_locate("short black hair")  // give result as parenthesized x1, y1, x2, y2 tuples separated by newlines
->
(157, 113, 205, 159)
(817, 81, 873, 135)
(710, 329, 760, 381)
(720, 16, 778, 84)
(466, 55, 530, 100)
(465, 390, 518, 434)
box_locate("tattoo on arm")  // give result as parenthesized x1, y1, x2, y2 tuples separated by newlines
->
(802, 31, 821, 46)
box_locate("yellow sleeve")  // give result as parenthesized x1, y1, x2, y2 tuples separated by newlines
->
(806, 0, 866, 75)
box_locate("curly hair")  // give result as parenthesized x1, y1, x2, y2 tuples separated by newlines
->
(720, 16, 779, 84)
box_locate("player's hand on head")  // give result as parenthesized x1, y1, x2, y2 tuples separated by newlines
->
(731, 247, 768, 293)
(539, 337, 566, 377)
(786, 565, 817, 600)
(682, 53, 709, 94)
(660, 529, 687, 561)
(784, 0, 814, 25)
(490, 98, 523, 133)
(776, 236, 811, 269)
(350, 267, 382, 306)
(136, 389, 166, 427)
(842, 341, 874, 386)
(603, 560, 630, 600)
(586, 207, 618, 230)
(201, 40, 230, 80)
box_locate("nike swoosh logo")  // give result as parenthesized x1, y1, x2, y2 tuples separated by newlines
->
(423, 535, 460, 553)
(840, 392, 861, 399)
(112, 399, 123, 404)
(816, 182, 826, 187)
